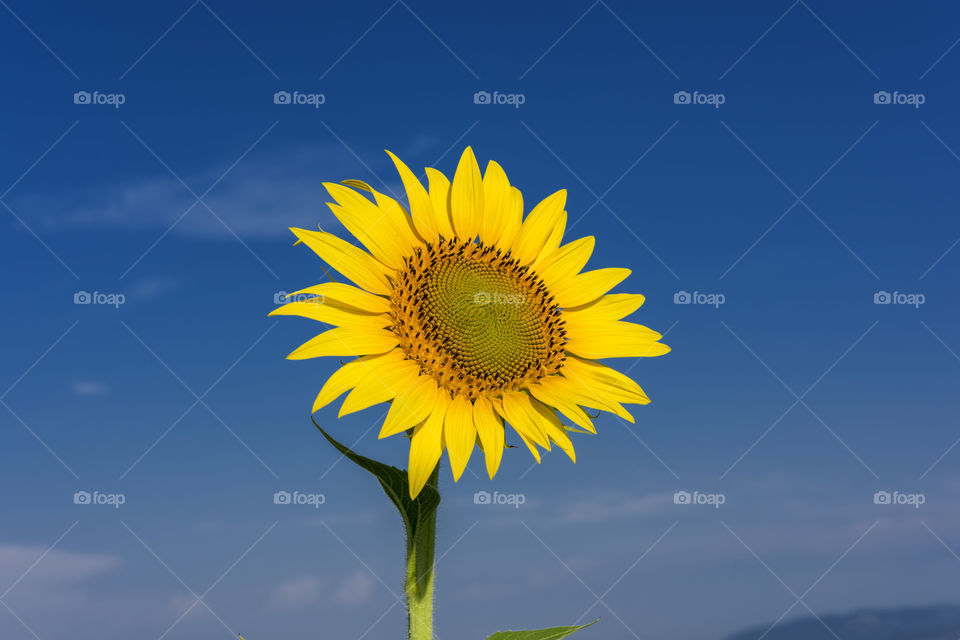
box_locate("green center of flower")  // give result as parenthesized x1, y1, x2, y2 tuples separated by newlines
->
(392, 239, 566, 398)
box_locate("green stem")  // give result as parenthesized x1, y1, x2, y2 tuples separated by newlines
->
(405, 465, 438, 640)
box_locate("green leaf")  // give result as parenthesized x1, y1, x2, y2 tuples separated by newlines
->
(485, 621, 598, 640)
(311, 417, 440, 543)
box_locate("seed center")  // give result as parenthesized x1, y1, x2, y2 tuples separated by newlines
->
(391, 239, 565, 398)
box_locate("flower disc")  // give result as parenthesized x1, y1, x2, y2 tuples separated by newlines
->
(392, 239, 565, 400)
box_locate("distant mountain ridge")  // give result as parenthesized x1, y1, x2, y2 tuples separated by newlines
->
(723, 604, 960, 640)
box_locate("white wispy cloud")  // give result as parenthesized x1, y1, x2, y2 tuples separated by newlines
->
(267, 569, 377, 612)
(550, 490, 672, 524)
(71, 380, 110, 397)
(333, 569, 376, 606)
(127, 275, 181, 301)
(268, 575, 325, 611)
(0, 543, 120, 586)
(12, 144, 421, 240)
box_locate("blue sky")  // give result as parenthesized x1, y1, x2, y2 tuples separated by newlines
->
(2, 1, 960, 639)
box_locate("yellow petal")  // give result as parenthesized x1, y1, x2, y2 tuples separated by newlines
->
(526, 378, 595, 433)
(385, 150, 438, 242)
(500, 391, 550, 449)
(365, 185, 425, 247)
(444, 394, 476, 481)
(495, 187, 523, 250)
(564, 293, 646, 322)
(269, 298, 389, 329)
(529, 399, 576, 462)
(530, 210, 567, 272)
(284, 282, 391, 314)
(529, 374, 622, 420)
(312, 349, 405, 413)
(535, 236, 594, 293)
(450, 147, 483, 240)
(511, 189, 566, 265)
(325, 183, 416, 269)
(425, 167, 456, 239)
(479, 160, 511, 245)
(490, 395, 541, 462)
(339, 359, 421, 416)
(340, 179, 422, 246)
(551, 267, 630, 308)
(561, 355, 650, 405)
(290, 228, 392, 296)
(473, 395, 505, 478)
(287, 327, 398, 360)
(511, 427, 542, 463)
(408, 395, 449, 499)
(565, 320, 670, 360)
(379, 374, 441, 439)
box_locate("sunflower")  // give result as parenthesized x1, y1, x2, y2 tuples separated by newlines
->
(272, 148, 670, 498)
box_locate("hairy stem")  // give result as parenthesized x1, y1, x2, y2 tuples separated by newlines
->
(405, 466, 439, 640)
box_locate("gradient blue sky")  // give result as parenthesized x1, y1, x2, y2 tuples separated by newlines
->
(2, 1, 960, 639)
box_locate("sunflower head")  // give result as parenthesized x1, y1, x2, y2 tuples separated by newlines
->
(271, 147, 669, 498)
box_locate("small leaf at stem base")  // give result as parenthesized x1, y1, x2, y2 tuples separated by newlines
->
(486, 620, 599, 640)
